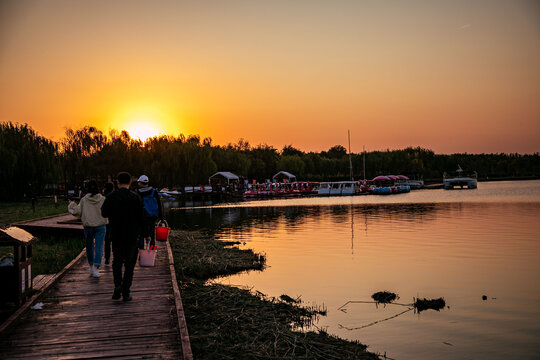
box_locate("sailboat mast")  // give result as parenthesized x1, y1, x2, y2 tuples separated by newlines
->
(348, 130, 353, 181)
(363, 145, 366, 181)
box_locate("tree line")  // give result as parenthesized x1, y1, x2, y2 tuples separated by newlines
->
(1, 122, 539, 201)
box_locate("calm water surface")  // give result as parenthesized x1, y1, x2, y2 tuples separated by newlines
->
(168, 181, 540, 360)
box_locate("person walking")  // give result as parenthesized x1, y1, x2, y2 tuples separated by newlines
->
(101, 172, 150, 302)
(136, 175, 163, 250)
(102, 182, 115, 266)
(68, 180, 107, 278)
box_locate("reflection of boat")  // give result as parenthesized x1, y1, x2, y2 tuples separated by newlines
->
(443, 166, 477, 189)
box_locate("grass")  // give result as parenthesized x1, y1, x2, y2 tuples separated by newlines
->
(0, 198, 67, 227)
(31, 234, 84, 276)
(0, 198, 83, 276)
(170, 230, 379, 360)
(0, 234, 83, 276)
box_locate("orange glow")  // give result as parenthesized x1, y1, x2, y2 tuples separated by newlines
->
(124, 120, 163, 142)
(110, 105, 179, 142)
(0, 1, 538, 153)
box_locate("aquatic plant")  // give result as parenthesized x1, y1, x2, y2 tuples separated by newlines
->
(371, 291, 398, 304)
(414, 297, 446, 312)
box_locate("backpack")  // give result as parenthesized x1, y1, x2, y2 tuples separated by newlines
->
(142, 189, 159, 217)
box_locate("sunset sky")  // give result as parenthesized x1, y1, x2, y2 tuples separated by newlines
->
(1, 0, 539, 154)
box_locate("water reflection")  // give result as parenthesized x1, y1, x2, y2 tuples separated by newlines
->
(167, 181, 540, 360)
(168, 202, 442, 235)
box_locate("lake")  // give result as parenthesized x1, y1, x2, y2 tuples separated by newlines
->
(167, 180, 540, 360)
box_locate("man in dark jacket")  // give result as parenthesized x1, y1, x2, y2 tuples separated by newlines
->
(101, 172, 150, 302)
(136, 174, 163, 249)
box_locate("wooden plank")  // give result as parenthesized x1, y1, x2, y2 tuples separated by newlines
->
(0, 249, 85, 335)
(13, 213, 84, 235)
(0, 236, 188, 360)
(167, 239, 194, 360)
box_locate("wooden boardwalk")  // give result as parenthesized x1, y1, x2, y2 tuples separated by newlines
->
(14, 213, 83, 235)
(0, 240, 192, 359)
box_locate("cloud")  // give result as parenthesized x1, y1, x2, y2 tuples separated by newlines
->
(457, 24, 472, 30)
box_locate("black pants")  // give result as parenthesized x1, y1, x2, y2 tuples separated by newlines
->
(138, 217, 156, 249)
(104, 224, 111, 263)
(112, 241, 138, 296)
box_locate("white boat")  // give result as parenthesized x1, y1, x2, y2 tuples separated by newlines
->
(398, 179, 424, 189)
(159, 188, 181, 196)
(340, 181, 357, 195)
(443, 166, 477, 189)
(329, 182, 342, 195)
(318, 182, 331, 195)
(318, 181, 358, 196)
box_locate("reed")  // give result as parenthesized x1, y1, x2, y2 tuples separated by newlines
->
(169, 230, 379, 359)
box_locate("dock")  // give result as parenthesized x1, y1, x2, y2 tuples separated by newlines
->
(0, 214, 192, 359)
(14, 213, 83, 235)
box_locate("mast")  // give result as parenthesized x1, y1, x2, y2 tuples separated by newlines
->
(363, 145, 366, 181)
(348, 130, 354, 181)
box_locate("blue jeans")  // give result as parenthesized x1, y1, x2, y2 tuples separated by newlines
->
(84, 225, 106, 267)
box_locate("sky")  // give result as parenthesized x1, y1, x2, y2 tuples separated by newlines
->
(0, 0, 539, 154)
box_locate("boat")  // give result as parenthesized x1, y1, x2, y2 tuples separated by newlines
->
(443, 166, 477, 189)
(396, 175, 424, 189)
(159, 188, 181, 196)
(243, 183, 273, 198)
(318, 182, 331, 195)
(370, 175, 411, 195)
(159, 188, 181, 200)
(372, 186, 392, 195)
(341, 181, 357, 195)
(291, 181, 319, 195)
(329, 182, 343, 196)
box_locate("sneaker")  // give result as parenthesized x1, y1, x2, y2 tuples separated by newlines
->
(89, 265, 94, 276)
(91, 267, 101, 278)
(122, 294, 132, 302)
(104, 259, 110, 267)
(112, 287, 122, 300)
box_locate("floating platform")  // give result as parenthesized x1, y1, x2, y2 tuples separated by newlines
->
(13, 213, 83, 235)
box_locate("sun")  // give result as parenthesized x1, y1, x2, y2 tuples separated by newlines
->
(125, 120, 164, 142)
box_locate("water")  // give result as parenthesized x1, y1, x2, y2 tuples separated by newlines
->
(167, 180, 540, 359)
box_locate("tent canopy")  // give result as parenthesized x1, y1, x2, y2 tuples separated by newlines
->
(372, 175, 391, 181)
(209, 171, 239, 184)
(272, 171, 297, 182)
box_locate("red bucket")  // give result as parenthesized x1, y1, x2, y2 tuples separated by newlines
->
(155, 220, 170, 241)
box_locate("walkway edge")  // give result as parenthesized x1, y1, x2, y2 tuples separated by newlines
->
(0, 248, 86, 335)
(166, 239, 193, 360)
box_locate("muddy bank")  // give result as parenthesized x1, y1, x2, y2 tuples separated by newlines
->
(169, 230, 379, 359)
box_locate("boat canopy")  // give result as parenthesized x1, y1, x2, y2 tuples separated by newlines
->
(372, 175, 391, 181)
(397, 175, 409, 180)
(209, 171, 240, 184)
(272, 171, 297, 183)
(386, 175, 399, 180)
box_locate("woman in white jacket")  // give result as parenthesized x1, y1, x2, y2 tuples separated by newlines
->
(69, 180, 108, 278)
